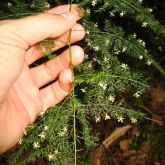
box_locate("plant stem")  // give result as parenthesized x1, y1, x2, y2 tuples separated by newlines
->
(68, 1, 77, 164)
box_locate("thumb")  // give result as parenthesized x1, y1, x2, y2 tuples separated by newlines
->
(0, 11, 80, 48)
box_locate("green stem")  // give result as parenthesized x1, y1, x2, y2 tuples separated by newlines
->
(68, 1, 77, 164)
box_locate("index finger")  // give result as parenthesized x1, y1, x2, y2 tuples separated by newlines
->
(47, 4, 83, 16)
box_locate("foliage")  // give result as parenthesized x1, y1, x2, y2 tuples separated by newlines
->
(156, 131, 165, 158)
(0, 0, 165, 164)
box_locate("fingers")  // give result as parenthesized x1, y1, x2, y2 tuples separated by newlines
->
(26, 23, 85, 65)
(0, 4, 81, 25)
(0, 20, 12, 25)
(1, 10, 82, 48)
(13, 64, 42, 123)
(47, 4, 83, 16)
(30, 46, 84, 88)
(40, 69, 72, 109)
(47, 5, 84, 21)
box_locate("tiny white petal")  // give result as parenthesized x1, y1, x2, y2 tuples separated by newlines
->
(93, 46, 100, 51)
(33, 142, 40, 149)
(120, 11, 125, 17)
(142, 22, 148, 27)
(121, 63, 129, 70)
(117, 116, 124, 123)
(146, 60, 152, 65)
(133, 92, 140, 98)
(149, 8, 153, 12)
(48, 154, 54, 161)
(131, 117, 137, 123)
(133, 33, 137, 38)
(7, 2, 12, 7)
(38, 132, 46, 139)
(95, 116, 101, 123)
(139, 55, 143, 60)
(105, 113, 111, 120)
(44, 125, 49, 130)
(122, 47, 127, 53)
(18, 138, 22, 145)
(109, 12, 115, 17)
(86, 9, 91, 14)
(108, 95, 115, 102)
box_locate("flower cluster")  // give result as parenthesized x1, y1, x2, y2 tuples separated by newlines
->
(48, 149, 59, 161)
(92, 0, 97, 7)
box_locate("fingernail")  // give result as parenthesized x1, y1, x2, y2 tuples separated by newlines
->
(61, 11, 78, 21)
(72, 7, 84, 19)
(67, 69, 73, 83)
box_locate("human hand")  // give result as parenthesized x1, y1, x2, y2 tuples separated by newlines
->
(0, 5, 85, 154)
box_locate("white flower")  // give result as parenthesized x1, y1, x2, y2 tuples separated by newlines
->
(57, 128, 67, 137)
(146, 60, 152, 66)
(104, 57, 109, 63)
(98, 82, 107, 90)
(81, 88, 86, 93)
(148, 8, 153, 12)
(18, 138, 22, 145)
(88, 63, 92, 68)
(138, 39, 143, 44)
(109, 12, 115, 17)
(30, 3, 35, 8)
(63, 127, 67, 133)
(94, 23, 98, 28)
(92, 0, 97, 6)
(115, 50, 120, 55)
(104, 2, 108, 6)
(130, 117, 137, 123)
(28, 125, 34, 130)
(85, 54, 89, 59)
(39, 108, 47, 116)
(138, 39, 145, 47)
(117, 116, 124, 123)
(23, 129, 27, 136)
(45, 2, 50, 8)
(54, 149, 59, 155)
(158, 46, 163, 52)
(122, 47, 127, 53)
(95, 116, 101, 123)
(121, 63, 129, 70)
(58, 132, 65, 137)
(93, 57, 97, 61)
(142, 41, 146, 47)
(105, 39, 110, 45)
(133, 92, 140, 98)
(138, 0, 143, 3)
(48, 150, 58, 161)
(108, 95, 115, 102)
(105, 113, 111, 120)
(142, 22, 148, 27)
(44, 125, 49, 130)
(133, 33, 137, 38)
(120, 11, 125, 17)
(48, 154, 54, 161)
(7, 2, 12, 7)
(86, 9, 91, 14)
(38, 132, 46, 139)
(139, 55, 143, 60)
(33, 142, 40, 149)
(87, 41, 91, 47)
(93, 46, 100, 51)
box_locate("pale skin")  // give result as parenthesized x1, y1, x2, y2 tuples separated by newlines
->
(0, 5, 85, 154)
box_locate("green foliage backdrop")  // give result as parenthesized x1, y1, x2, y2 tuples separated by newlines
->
(0, 0, 165, 164)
